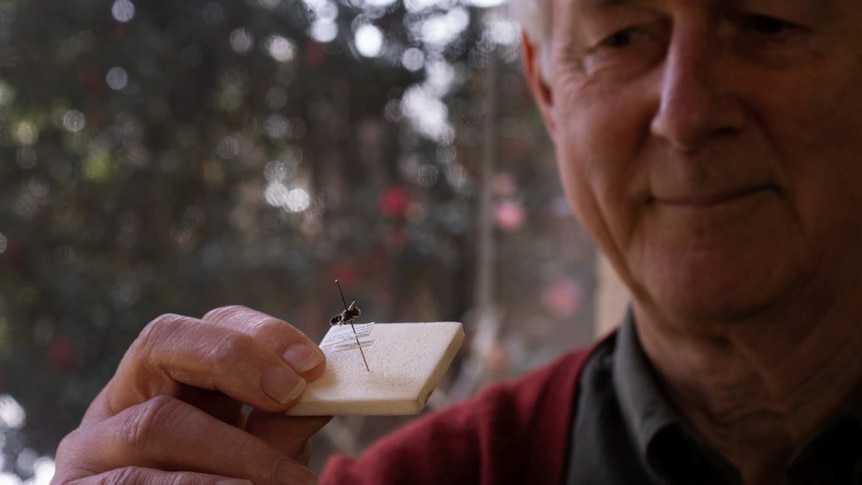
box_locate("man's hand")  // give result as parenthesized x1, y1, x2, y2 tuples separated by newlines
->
(51, 306, 330, 485)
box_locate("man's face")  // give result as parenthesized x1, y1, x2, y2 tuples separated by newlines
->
(526, 0, 862, 322)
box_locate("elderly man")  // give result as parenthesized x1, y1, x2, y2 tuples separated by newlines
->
(52, 0, 862, 484)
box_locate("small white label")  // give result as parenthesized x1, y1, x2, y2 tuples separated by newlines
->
(320, 322, 375, 352)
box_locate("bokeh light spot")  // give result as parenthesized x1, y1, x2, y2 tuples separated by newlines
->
(62, 110, 86, 133)
(111, 0, 135, 22)
(13, 122, 38, 146)
(15, 449, 36, 477)
(486, 17, 520, 45)
(265, 183, 312, 213)
(229, 28, 254, 54)
(0, 81, 14, 106)
(266, 35, 296, 62)
(541, 278, 584, 318)
(105, 66, 128, 90)
(216, 135, 240, 159)
(0, 395, 25, 429)
(31, 458, 55, 485)
(494, 199, 525, 231)
(317, 1, 339, 21)
(360, 0, 398, 6)
(419, 8, 469, 47)
(285, 188, 311, 212)
(401, 47, 424, 71)
(264, 160, 291, 182)
(310, 21, 338, 43)
(400, 85, 453, 143)
(404, 0, 446, 13)
(0, 473, 21, 485)
(466, 0, 505, 7)
(355, 24, 383, 58)
(264, 114, 291, 140)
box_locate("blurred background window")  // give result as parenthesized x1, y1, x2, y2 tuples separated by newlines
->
(0, 0, 611, 481)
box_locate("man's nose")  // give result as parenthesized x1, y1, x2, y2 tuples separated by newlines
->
(650, 28, 745, 151)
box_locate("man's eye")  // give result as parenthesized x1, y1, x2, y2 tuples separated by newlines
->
(743, 15, 792, 35)
(601, 28, 639, 48)
(579, 22, 665, 76)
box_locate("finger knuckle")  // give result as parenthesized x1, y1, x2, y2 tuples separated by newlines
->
(134, 313, 188, 357)
(52, 429, 91, 481)
(245, 317, 299, 342)
(53, 427, 80, 461)
(204, 306, 302, 342)
(97, 466, 147, 485)
(202, 305, 249, 323)
(223, 433, 259, 463)
(93, 467, 209, 485)
(118, 396, 184, 453)
(208, 331, 257, 362)
(166, 472, 206, 485)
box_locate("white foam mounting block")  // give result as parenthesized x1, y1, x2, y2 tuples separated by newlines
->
(287, 321, 464, 416)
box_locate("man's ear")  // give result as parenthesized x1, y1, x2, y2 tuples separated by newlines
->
(520, 31, 556, 140)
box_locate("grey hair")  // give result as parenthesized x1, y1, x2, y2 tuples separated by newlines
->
(509, 0, 553, 78)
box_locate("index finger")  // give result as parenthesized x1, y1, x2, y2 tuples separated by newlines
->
(86, 310, 321, 422)
(203, 305, 326, 380)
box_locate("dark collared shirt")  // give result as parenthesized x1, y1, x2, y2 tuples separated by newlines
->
(566, 314, 862, 485)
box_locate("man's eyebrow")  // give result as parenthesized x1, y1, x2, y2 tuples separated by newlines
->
(577, 0, 629, 8)
(575, 0, 652, 11)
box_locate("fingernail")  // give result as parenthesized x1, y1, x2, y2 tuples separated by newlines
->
(260, 365, 305, 404)
(282, 342, 323, 373)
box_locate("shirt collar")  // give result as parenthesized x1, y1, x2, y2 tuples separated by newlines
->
(612, 310, 679, 459)
(610, 310, 862, 484)
(611, 311, 740, 483)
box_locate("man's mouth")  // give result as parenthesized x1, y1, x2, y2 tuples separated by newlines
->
(651, 185, 777, 208)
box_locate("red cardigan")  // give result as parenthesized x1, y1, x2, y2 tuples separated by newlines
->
(320, 348, 594, 485)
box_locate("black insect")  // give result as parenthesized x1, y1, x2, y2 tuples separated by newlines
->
(330, 300, 361, 326)
(329, 279, 370, 371)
